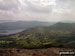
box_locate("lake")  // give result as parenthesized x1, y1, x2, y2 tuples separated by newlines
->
(0, 29, 25, 35)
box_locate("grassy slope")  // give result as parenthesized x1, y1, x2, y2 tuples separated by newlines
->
(0, 23, 75, 48)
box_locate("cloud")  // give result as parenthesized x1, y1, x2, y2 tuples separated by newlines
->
(0, 0, 19, 10)
(54, 0, 75, 22)
(0, 0, 75, 22)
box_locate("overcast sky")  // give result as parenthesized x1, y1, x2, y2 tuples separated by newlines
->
(0, 0, 75, 22)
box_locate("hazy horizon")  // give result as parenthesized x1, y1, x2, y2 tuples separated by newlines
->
(0, 0, 75, 22)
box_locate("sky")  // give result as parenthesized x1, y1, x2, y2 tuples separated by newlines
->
(0, 0, 75, 22)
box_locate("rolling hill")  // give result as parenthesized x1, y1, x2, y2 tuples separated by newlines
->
(0, 22, 75, 48)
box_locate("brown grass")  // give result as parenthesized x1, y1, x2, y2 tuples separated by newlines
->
(0, 47, 74, 56)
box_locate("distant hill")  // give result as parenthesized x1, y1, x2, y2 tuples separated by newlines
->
(0, 20, 14, 23)
(0, 22, 75, 48)
(0, 21, 55, 30)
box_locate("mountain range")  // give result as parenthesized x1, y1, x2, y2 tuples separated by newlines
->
(0, 21, 55, 30)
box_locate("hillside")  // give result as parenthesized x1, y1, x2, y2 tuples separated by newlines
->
(0, 23, 75, 48)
